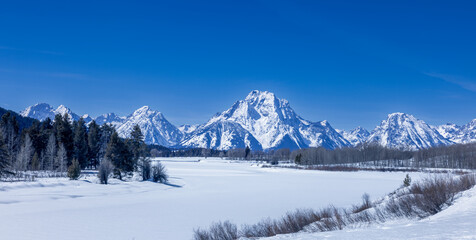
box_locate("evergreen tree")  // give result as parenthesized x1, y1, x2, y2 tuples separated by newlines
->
(245, 146, 251, 159)
(294, 153, 302, 165)
(73, 118, 89, 169)
(54, 114, 74, 165)
(31, 152, 39, 170)
(67, 158, 81, 180)
(105, 131, 133, 180)
(0, 112, 20, 166)
(403, 174, 412, 187)
(99, 124, 115, 162)
(0, 133, 13, 179)
(129, 124, 145, 169)
(87, 120, 101, 169)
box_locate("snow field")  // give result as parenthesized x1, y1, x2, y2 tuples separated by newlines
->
(0, 158, 428, 240)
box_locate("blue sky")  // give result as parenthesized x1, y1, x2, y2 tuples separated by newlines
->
(0, 0, 475, 130)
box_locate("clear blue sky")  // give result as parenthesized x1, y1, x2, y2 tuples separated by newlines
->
(1, 0, 475, 130)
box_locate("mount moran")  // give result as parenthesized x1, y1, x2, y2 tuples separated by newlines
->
(20, 90, 476, 151)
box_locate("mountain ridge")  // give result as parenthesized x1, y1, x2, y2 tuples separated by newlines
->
(18, 91, 476, 150)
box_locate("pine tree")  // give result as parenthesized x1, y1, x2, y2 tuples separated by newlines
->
(0, 133, 13, 179)
(73, 118, 89, 169)
(0, 112, 20, 166)
(87, 120, 101, 169)
(67, 158, 81, 180)
(129, 124, 145, 169)
(245, 146, 251, 159)
(403, 174, 411, 187)
(98, 124, 115, 162)
(105, 131, 133, 180)
(294, 153, 302, 165)
(31, 152, 39, 170)
(54, 114, 74, 166)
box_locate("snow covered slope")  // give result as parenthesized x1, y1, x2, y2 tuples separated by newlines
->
(94, 112, 125, 127)
(367, 112, 452, 150)
(21, 103, 83, 122)
(183, 90, 349, 150)
(435, 120, 476, 144)
(266, 185, 476, 240)
(0, 158, 425, 240)
(20, 97, 476, 150)
(179, 120, 262, 150)
(116, 106, 183, 146)
(434, 123, 461, 140)
(338, 127, 370, 146)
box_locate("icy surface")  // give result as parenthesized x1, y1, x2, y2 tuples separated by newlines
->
(0, 158, 424, 240)
(265, 184, 476, 240)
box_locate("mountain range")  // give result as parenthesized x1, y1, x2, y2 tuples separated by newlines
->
(19, 90, 476, 151)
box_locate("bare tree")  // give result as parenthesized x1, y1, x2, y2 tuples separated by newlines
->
(55, 143, 67, 173)
(98, 159, 114, 184)
(15, 134, 33, 171)
(45, 134, 56, 171)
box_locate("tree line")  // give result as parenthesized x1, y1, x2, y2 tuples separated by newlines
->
(0, 112, 149, 180)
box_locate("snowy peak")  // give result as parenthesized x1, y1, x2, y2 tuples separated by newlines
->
(367, 112, 452, 150)
(20, 103, 55, 121)
(340, 127, 370, 146)
(437, 119, 476, 144)
(94, 113, 125, 127)
(434, 123, 461, 140)
(189, 90, 348, 150)
(21, 103, 82, 122)
(116, 106, 182, 146)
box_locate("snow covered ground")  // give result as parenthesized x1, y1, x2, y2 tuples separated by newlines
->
(0, 158, 430, 240)
(265, 184, 476, 240)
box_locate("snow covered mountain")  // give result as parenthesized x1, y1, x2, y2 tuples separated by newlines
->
(338, 127, 370, 146)
(116, 106, 183, 146)
(20, 96, 476, 151)
(94, 113, 125, 128)
(435, 120, 476, 144)
(434, 123, 461, 141)
(180, 120, 262, 150)
(20, 103, 86, 122)
(181, 90, 349, 150)
(366, 112, 452, 150)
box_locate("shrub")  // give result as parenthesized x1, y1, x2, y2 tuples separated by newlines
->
(194, 221, 238, 240)
(139, 157, 151, 181)
(403, 174, 411, 187)
(152, 162, 168, 183)
(67, 158, 81, 180)
(194, 174, 476, 239)
(98, 159, 114, 184)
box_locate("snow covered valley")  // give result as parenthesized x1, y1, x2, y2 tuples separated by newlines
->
(0, 158, 463, 240)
